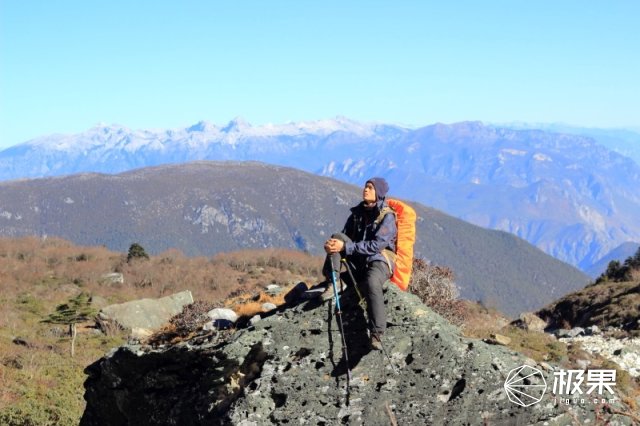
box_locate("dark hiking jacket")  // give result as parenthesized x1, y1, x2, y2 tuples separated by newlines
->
(342, 199, 397, 270)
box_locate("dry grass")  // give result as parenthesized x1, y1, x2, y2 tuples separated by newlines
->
(459, 301, 569, 362)
(0, 237, 322, 311)
(458, 300, 511, 338)
(409, 259, 468, 326)
(0, 236, 323, 425)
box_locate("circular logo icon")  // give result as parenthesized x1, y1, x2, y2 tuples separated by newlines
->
(504, 365, 548, 407)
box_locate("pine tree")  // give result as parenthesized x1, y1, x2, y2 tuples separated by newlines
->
(629, 246, 640, 269)
(127, 242, 149, 263)
(42, 292, 96, 357)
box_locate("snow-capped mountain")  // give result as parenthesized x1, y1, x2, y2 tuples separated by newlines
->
(0, 117, 406, 178)
(1, 118, 638, 272)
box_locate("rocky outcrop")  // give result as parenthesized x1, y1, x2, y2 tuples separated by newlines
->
(81, 285, 633, 425)
(537, 280, 640, 333)
(513, 312, 547, 333)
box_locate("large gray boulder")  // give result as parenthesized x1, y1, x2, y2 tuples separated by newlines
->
(517, 312, 548, 332)
(81, 286, 633, 425)
(97, 290, 193, 332)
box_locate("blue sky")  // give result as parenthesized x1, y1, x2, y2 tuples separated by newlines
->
(1, 1, 639, 148)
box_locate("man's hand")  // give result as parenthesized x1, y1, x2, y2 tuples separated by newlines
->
(324, 238, 344, 254)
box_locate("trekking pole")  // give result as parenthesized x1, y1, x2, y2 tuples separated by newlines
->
(330, 269, 352, 384)
(341, 259, 399, 375)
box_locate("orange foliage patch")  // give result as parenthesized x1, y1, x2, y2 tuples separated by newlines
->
(225, 283, 307, 319)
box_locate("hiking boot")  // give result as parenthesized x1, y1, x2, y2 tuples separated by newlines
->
(370, 333, 383, 351)
(321, 279, 349, 302)
(321, 283, 337, 301)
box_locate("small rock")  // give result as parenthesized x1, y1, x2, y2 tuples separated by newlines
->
(437, 393, 449, 403)
(249, 315, 261, 326)
(130, 328, 152, 342)
(567, 327, 585, 338)
(413, 308, 428, 318)
(261, 303, 277, 312)
(207, 308, 239, 323)
(99, 273, 124, 286)
(487, 334, 511, 346)
(575, 359, 590, 370)
(202, 322, 215, 331)
(539, 362, 554, 371)
(265, 285, 282, 296)
(585, 325, 600, 336)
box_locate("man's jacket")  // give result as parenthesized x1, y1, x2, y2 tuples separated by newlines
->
(342, 199, 397, 269)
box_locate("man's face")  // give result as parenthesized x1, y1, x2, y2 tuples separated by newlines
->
(363, 182, 376, 204)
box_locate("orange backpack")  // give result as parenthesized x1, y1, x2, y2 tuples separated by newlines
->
(375, 199, 417, 291)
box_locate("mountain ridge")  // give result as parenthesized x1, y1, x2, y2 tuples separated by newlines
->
(0, 161, 589, 316)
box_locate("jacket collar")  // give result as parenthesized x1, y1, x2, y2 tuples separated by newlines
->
(351, 198, 386, 214)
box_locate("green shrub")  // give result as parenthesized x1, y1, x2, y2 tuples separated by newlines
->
(0, 355, 87, 426)
(0, 401, 77, 426)
(16, 293, 44, 315)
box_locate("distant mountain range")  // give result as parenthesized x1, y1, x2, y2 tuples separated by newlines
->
(0, 161, 589, 316)
(502, 122, 640, 165)
(1, 118, 639, 273)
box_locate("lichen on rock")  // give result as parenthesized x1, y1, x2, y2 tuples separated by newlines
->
(80, 284, 634, 425)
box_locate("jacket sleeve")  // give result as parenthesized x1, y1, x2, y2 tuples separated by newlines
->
(344, 212, 397, 257)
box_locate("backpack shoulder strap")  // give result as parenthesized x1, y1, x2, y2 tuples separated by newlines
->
(374, 205, 396, 226)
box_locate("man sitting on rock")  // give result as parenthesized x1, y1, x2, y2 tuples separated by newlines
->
(322, 177, 397, 350)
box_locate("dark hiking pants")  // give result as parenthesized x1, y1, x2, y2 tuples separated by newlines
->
(323, 233, 392, 336)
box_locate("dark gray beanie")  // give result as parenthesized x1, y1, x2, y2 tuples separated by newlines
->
(366, 177, 389, 200)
